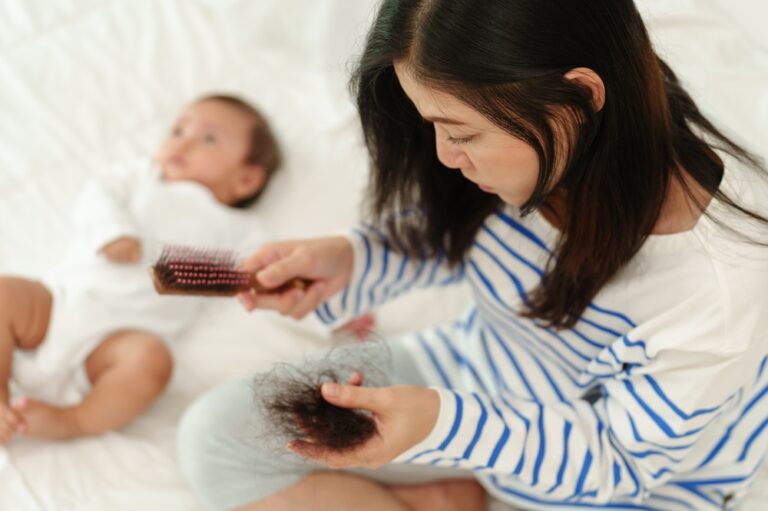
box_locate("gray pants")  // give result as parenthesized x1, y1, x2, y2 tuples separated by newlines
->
(176, 338, 481, 511)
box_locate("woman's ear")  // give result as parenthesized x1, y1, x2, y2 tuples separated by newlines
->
(564, 67, 606, 112)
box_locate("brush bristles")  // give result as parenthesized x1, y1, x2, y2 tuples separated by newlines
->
(152, 245, 253, 296)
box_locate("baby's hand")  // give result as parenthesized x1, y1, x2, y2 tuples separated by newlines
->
(0, 400, 26, 444)
(101, 237, 142, 263)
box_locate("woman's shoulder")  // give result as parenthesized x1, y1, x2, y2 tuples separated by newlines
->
(606, 153, 768, 339)
(697, 153, 768, 264)
(637, 152, 768, 262)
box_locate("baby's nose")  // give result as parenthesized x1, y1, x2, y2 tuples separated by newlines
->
(173, 136, 194, 153)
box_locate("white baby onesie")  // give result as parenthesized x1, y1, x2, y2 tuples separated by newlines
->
(12, 159, 253, 403)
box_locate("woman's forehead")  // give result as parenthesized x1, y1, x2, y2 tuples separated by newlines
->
(394, 63, 490, 128)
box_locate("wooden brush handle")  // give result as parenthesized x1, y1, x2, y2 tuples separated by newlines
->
(248, 275, 309, 294)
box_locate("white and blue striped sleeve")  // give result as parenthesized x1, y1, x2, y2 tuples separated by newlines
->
(314, 224, 466, 327)
(393, 339, 756, 504)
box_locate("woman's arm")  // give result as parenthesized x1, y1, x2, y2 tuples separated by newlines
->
(238, 224, 465, 326)
(316, 224, 466, 327)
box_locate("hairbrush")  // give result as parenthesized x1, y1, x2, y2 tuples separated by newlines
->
(151, 245, 307, 297)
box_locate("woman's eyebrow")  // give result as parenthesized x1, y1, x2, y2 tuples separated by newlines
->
(422, 115, 466, 126)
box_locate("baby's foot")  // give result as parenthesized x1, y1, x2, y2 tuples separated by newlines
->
(13, 397, 81, 440)
(0, 401, 26, 444)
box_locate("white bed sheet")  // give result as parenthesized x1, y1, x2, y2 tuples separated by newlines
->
(0, 1, 765, 510)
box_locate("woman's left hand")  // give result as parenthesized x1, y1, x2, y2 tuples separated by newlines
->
(288, 381, 441, 469)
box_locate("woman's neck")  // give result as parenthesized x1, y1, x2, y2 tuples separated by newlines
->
(537, 167, 716, 236)
(651, 174, 710, 235)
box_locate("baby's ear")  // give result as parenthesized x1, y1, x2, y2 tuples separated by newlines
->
(235, 164, 267, 199)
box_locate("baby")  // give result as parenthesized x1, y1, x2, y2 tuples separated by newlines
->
(0, 94, 281, 443)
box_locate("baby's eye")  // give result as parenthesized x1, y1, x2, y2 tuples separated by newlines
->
(171, 127, 183, 137)
(203, 134, 218, 144)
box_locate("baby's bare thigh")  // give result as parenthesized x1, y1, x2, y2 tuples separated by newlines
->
(0, 276, 53, 350)
(85, 330, 172, 382)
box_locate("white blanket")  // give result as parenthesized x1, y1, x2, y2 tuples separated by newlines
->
(0, 1, 766, 509)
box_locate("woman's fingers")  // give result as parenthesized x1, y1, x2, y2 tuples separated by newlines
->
(238, 243, 286, 274)
(285, 282, 327, 319)
(347, 371, 364, 386)
(320, 382, 389, 413)
(237, 287, 302, 314)
(287, 439, 370, 469)
(255, 249, 312, 289)
(237, 236, 353, 314)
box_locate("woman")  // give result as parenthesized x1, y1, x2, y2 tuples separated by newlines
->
(178, 0, 768, 509)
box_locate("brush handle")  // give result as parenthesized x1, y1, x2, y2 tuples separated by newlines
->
(247, 275, 308, 294)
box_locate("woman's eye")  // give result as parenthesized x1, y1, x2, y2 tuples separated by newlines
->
(171, 127, 183, 137)
(447, 135, 474, 145)
(203, 134, 217, 144)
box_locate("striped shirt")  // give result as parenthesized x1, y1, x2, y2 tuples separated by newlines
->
(317, 159, 768, 510)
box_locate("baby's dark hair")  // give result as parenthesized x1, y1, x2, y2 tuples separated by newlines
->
(197, 94, 282, 208)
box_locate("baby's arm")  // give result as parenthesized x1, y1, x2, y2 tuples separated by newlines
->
(74, 161, 144, 259)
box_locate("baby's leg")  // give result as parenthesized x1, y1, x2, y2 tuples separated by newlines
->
(0, 276, 53, 443)
(17, 329, 173, 439)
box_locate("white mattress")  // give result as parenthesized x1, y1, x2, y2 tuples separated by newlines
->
(0, 1, 766, 510)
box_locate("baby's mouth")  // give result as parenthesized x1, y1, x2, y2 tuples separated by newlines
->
(161, 162, 186, 181)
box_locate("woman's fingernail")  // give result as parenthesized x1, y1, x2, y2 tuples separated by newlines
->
(322, 382, 339, 398)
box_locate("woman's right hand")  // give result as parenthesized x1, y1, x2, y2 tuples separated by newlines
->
(237, 236, 353, 319)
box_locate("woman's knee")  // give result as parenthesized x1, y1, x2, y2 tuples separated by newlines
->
(177, 380, 256, 497)
(177, 378, 316, 510)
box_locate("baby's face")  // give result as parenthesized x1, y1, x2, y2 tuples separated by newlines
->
(155, 99, 262, 205)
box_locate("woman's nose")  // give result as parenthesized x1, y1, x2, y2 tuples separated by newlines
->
(435, 137, 468, 170)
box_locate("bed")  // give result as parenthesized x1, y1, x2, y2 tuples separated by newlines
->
(0, 1, 766, 509)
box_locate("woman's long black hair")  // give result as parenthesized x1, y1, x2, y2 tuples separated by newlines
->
(351, 0, 767, 328)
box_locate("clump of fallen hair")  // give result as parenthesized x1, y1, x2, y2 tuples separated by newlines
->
(252, 342, 390, 454)
(263, 368, 377, 452)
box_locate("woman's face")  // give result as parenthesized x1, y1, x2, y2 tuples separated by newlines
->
(394, 63, 541, 206)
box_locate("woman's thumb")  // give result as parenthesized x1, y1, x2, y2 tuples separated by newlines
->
(321, 382, 382, 411)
